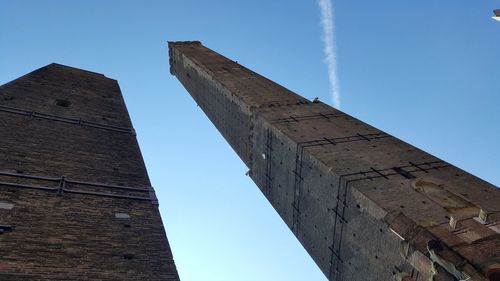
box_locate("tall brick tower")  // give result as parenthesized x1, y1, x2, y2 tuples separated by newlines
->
(0, 64, 179, 280)
(169, 42, 500, 281)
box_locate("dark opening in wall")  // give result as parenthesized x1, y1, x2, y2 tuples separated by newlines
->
(0, 225, 13, 234)
(123, 253, 134, 260)
(489, 268, 500, 281)
(55, 99, 71, 107)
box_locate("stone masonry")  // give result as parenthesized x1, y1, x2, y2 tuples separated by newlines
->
(0, 64, 179, 280)
(169, 41, 500, 281)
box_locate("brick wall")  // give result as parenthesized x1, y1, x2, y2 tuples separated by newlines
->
(170, 42, 500, 281)
(0, 64, 179, 280)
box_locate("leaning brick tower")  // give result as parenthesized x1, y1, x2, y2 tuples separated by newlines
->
(0, 63, 179, 280)
(169, 41, 500, 281)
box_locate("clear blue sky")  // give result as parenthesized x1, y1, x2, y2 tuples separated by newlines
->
(1, 1, 499, 280)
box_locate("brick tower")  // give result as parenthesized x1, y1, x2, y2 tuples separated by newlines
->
(169, 42, 500, 281)
(0, 64, 179, 280)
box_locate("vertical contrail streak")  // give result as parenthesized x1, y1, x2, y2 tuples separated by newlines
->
(318, 0, 340, 108)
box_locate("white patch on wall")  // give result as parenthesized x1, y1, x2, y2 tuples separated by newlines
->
(0, 202, 14, 210)
(114, 213, 130, 219)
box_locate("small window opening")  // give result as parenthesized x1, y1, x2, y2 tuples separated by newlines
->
(488, 268, 500, 281)
(123, 253, 134, 260)
(0, 225, 13, 234)
(55, 99, 71, 107)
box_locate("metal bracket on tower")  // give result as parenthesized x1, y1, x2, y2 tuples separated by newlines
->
(148, 186, 159, 206)
(58, 176, 66, 195)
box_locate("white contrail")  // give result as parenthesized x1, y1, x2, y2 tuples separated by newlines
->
(318, 0, 340, 108)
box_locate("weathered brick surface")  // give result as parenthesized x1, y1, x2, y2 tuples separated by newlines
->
(170, 42, 500, 281)
(0, 64, 179, 280)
